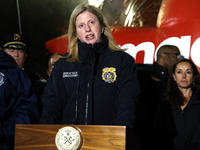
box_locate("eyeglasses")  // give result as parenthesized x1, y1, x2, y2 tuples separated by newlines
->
(164, 53, 184, 59)
(48, 64, 54, 70)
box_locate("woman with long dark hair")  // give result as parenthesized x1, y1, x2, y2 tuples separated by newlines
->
(154, 59, 200, 150)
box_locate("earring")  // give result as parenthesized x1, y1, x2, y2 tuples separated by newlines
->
(102, 28, 105, 33)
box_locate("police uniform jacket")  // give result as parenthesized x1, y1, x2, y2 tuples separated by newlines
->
(133, 62, 169, 149)
(40, 37, 140, 127)
(0, 50, 39, 150)
(154, 89, 200, 150)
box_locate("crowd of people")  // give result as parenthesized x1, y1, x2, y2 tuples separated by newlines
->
(0, 4, 200, 150)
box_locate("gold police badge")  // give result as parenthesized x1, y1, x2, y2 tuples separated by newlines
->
(14, 34, 21, 41)
(102, 67, 117, 83)
(55, 126, 82, 150)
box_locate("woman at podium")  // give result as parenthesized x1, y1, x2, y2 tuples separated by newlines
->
(40, 4, 140, 128)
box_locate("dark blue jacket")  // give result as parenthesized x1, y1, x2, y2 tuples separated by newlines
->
(40, 38, 140, 127)
(0, 50, 39, 150)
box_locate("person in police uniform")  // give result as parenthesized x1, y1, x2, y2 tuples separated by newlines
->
(40, 5, 140, 130)
(0, 33, 42, 85)
(133, 45, 182, 150)
(0, 33, 46, 117)
(0, 49, 39, 150)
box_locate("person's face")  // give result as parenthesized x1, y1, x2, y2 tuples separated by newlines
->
(173, 62, 194, 89)
(164, 47, 181, 71)
(4, 48, 27, 68)
(75, 11, 104, 45)
(47, 55, 60, 76)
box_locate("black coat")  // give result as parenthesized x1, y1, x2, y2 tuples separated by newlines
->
(40, 38, 140, 127)
(133, 62, 169, 149)
(154, 89, 200, 150)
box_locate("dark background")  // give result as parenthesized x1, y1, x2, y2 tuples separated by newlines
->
(0, 0, 162, 79)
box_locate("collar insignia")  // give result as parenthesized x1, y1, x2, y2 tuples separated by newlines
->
(102, 67, 117, 83)
(150, 76, 161, 81)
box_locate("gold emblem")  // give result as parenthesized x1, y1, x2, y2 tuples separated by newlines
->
(150, 76, 161, 81)
(55, 126, 82, 150)
(102, 67, 117, 83)
(14, 34, 21, 41)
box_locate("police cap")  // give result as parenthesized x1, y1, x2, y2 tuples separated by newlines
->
(0, 33, 29, 50)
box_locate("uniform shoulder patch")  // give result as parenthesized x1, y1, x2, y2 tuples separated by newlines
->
(102, 67, 117, 83)
(0, 72, 5, 86)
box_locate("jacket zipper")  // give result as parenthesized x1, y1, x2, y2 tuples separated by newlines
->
(85, 46, 93, 125)
(85, 81, 90, 125)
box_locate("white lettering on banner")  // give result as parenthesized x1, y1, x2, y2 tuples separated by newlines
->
(121, 42, 155, 64)
(191, 37, 200, 67)
(122, 35, 200, 67)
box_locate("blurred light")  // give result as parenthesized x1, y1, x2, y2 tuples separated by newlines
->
(88, 0, 105, 8)
(124, 0, 147, 27)
(124, 0, 135, 26)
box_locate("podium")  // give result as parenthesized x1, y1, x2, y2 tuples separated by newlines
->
(14, 124, 140, 150)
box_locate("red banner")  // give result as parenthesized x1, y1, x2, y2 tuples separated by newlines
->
(45, 0, 200, 72)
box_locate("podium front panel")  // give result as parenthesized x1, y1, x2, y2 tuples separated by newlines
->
(14, 124, 126, 150)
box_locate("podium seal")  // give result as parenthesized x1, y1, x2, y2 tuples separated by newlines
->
(55, 126, 82, 150)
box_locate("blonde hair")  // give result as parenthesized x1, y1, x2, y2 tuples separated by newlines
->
(67, 4, 124, 62)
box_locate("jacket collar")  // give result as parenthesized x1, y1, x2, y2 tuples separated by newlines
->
(0, 50, 16, 68)
(171, 89, 200, 110)
(78, 37, 108, 63)
(153, 62, 168, 77)
(187, 89, 200, 106)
